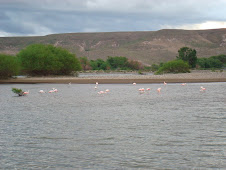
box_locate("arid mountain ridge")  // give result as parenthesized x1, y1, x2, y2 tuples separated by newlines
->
(0, 29, 226, 65)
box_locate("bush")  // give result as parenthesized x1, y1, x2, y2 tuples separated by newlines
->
(79, 56, 92, 70)
(17, 44, 81, 76)
(12, 88, 24, 96)
(0, 54, 20, 79)
(210, 54, 226, 64)
(150, 64, 159, 72)
(127, 60, 144, 70)
(107, 56, 129, 70)
(155, 60, 190, 74)
(90, 59, 109, 70)
(197, 57, 223, 69)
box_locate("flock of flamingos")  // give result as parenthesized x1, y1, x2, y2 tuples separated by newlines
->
(95, 81, 206, 95)
(20, 81, 206, 96)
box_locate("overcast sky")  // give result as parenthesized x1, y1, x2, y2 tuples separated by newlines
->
(1, 0, 226, 37)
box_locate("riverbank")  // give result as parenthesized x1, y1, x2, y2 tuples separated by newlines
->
(0, 70, 225, 84)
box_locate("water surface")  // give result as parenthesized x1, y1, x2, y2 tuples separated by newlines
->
(0, 82, 225, 169)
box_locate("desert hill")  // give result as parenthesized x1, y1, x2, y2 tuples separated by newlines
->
(0, 29, 226, 65)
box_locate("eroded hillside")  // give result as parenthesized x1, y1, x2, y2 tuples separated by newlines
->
(0, 29, 226, 65)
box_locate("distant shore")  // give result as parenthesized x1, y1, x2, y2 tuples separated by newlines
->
(0, 70, 225, 84)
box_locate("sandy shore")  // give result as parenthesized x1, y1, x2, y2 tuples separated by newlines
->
(0, 70, 225, 84)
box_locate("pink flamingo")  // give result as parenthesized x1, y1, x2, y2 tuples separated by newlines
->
(139, 88, 145, 91)
(181, 83, 186, 86)
(138, 88, 145, 94)
(157, 88, 161, 93)
(146, 88, 150, 91)
(98, 91, 105, 95)
(133, 82, 136, 85)
(23, 90, 29, 95)
(49, 89, 54, 93)
(164, 81, 167, 85)
(49, 88, 57, 93)
(105, 89, 110, 93)
(200, 86, 206, 92)
(39, 90, 45, 93)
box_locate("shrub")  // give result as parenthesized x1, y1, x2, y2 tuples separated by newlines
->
(150, 64, 159, 72)
(210, 54, 226, 64)
(107, 56, 129, 70)
(79, 56, 92, 70)
(155, 60, 190, 74)
(90, 59, 109, 70)
(0, 54, 20, 79)
(17, 44, 81, 76)
(127, 60, 144, 70)
(12, 88, 24, 96)
(197, 57, 223, 69)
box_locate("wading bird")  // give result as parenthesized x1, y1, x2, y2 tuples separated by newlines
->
(39, 90, 45, 93)
(23, 90, 29, 95)
(200, 86, 206, 92)
(157, 88, 161, 93)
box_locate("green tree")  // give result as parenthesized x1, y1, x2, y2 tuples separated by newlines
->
(197, 57, 223, 69)
(0, 54, 20, 79)
(210, 54, 226, 65)
(197, 58, 209, 68)
(155, 60, 190, 74)
(90, 59, 109, 70)
(207, 58, 223, 68)
(17, 44, 81, 75)
(107, 56, 129, 70)
(177, 47, 197, 68)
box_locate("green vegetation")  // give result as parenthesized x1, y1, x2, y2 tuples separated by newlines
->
(150, 64, 159, 72)
(1, 42, 225, 79)
(17, 44, 81, 76)
(90, 59, 109, 70)
(177, 47, 197, 68)
(155, 60, 190, 75)
(12, 88, 24, 96)
(79, 56, 91, 70)
(107, 56, 129, 70)
(86, 56, 144, 71)
(0, 54, 20, 79)
(197, 54, 226, 69)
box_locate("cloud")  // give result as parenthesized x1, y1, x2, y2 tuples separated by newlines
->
(162, 21, 226, 30)
(0, 0, 226, 36)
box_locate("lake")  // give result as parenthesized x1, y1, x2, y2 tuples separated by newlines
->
(0, 82, 225, 169)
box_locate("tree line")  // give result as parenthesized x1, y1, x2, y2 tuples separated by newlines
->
(0, 44, 225, 79)
(79, 56, 144, 71)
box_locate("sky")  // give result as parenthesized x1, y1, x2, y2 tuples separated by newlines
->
(1, 0, 226, 37)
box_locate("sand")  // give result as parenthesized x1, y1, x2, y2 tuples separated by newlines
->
(0, 70, 225, 84)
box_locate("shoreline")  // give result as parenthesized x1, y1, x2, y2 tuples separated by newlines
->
(1, 70, 226, 84)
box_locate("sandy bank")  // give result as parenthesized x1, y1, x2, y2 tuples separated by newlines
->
(0, 70, 225, 84)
